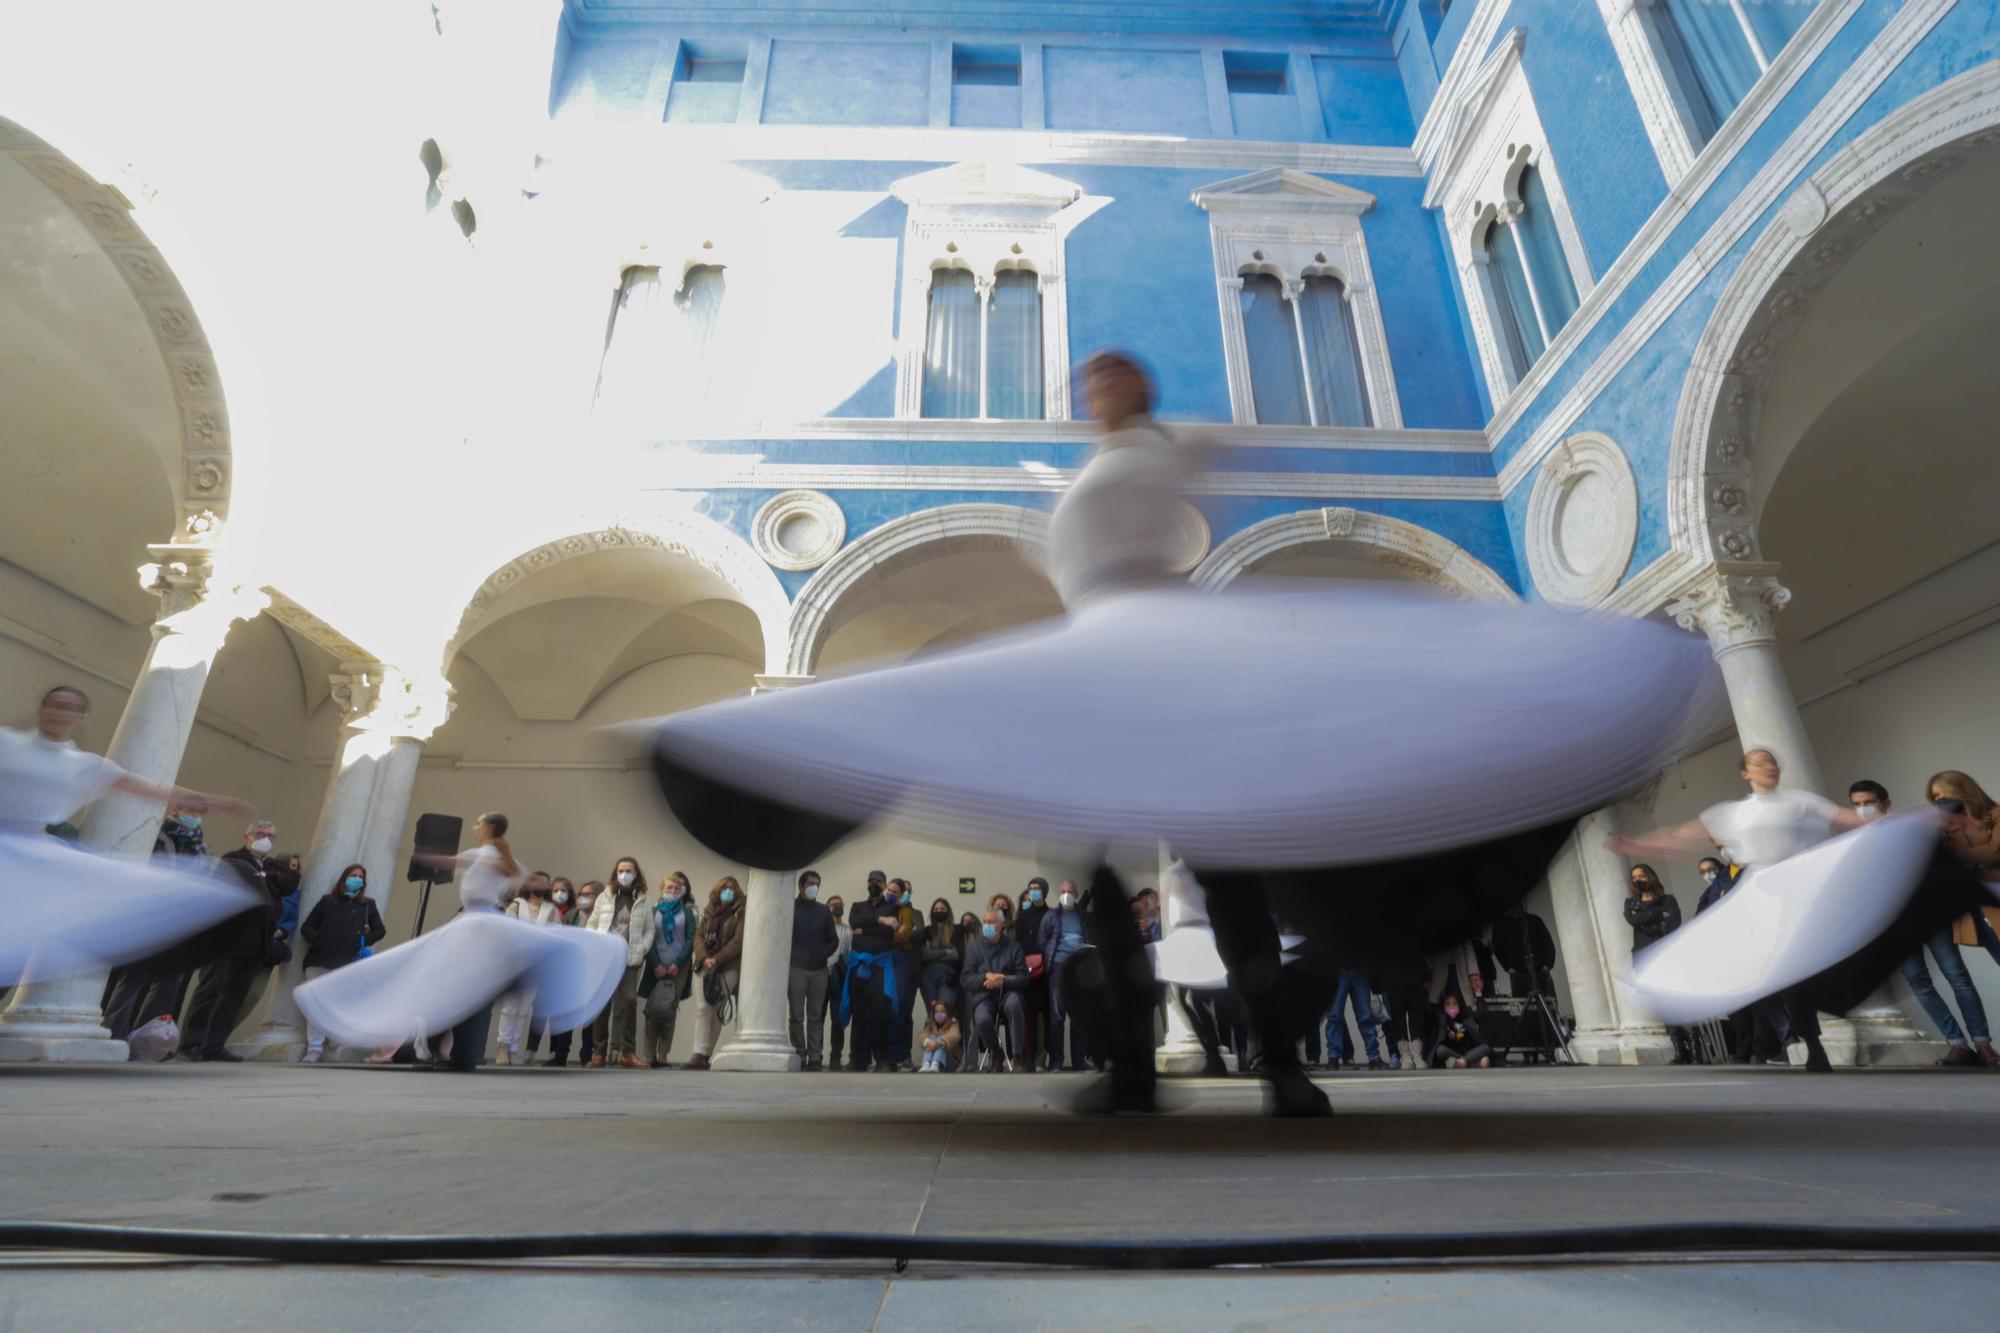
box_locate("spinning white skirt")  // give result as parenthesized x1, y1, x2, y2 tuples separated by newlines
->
(652, 583, 1721, 870)
(0, 831, 261, 985)
(294, 911, 627, 1050)
(1628, 811, 1946, 1023)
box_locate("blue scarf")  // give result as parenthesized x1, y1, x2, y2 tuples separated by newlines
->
(839, 949, 898, 1027)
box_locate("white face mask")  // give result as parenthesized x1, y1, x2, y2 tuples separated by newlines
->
(664, 887, 682, 901)
(617, 871, 636, 887)
(1854, 803, 1883, 820)
(1059, 893, 1077, 909)
(804, 883, 820, 900)
(250, 836, 274, 855)
(1701, 870, 1718, 885)
(554, 890, 570, 905)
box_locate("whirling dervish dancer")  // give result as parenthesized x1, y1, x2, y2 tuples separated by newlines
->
(649, 351, 1720, 1115)
(294, 812, 625, 1069)
(0, 685, 261, 986)
(1616, 747, 1991, 1068)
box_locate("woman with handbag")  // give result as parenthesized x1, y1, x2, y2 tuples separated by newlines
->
(638, 871, 695, 1067)
(296, 862, 385, 1063)
(685, 876, 746, 1070)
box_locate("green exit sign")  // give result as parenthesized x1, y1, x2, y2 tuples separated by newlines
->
(958, 877, 977, 895)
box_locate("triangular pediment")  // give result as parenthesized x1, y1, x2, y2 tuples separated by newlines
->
(891, 161, 1082, 211)
(1190, 167, 1376, 215)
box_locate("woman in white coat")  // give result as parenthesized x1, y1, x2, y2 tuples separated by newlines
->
(585, 856, 658, 1068)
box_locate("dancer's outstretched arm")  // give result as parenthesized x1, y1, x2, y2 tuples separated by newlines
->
(1607, 819, 1716, 861)
(110, 771, 253, 819)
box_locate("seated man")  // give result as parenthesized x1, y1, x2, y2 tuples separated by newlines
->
(959, 908, 1030, 1071)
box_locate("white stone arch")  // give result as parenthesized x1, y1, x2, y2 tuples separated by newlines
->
(444, 507, 792, 677)
(1668, 62, 2000, 569)
(1190, 507, 1519, 602)
(0, 114, 233, 539)
(786, 503, 1052, 677)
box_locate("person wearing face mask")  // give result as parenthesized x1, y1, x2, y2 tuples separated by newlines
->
(540, 879, 599, 1067)
(494, 873, 562, 1065)
(823, 895, 850, 1072)
(1429, 991, 1492, 1069)
(522, 877, 579, 1065)
(1852, 781, 1998, 1068)
(841, 871, 898, 1072)
(296, 863, 386, 1062)
(960, 909, 1031, 1071)
(178, 821, 287, 1063)
(919, 896, 963, 1028)
(1694, 855, 1734, 915)
(787, 869, 839, 1070)
(686, 876, 747, 1070)
(887, 878, 924, 1071)
(1623, 864, 1693, 1065)
(585, 857, 657, 1069)
(639, 872, 696, 1068)
(1038, 882, 1092, 1071)
(919, 999, 961, 1072)
(1014, 880, 1051, 1070)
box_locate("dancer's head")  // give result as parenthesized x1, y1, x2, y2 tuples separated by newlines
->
(1847, 780, 1890, 818)
(1081, 349, 1154, 430)
(1738, 748, 1780, 793)
(797, 869, 821, 901)
(610, 856, 646, 893)
(476, 812, 519, 878)
(1927, 770, 1994, 820)
(36, 685, 89, 741)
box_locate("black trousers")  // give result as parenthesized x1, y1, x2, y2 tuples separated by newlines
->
(847, 964, 890, 1069)
(179, 956, 260, 1054)
(104, 967, 189, 1041)
(827, 961, 847, 1063)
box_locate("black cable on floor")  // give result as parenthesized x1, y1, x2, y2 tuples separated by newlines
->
(2, 1222, 1998, 1269)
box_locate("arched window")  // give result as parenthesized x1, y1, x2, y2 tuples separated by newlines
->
(921, 267, 1048, 420)
(1649, 0, 1818, 146)
(1239, 273, 1308, 426)
(1237, 272, 1374, 427)
(920, 268, 980, 419)
(1476, 166, 1578, 385)
(596, 263, 731, 426)
(987, 270, 1044, 420)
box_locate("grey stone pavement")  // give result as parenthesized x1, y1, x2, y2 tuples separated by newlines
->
(2, 1063, 1997, 1328)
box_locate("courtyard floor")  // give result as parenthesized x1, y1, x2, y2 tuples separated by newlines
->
(2, 1062, 1996, 1328)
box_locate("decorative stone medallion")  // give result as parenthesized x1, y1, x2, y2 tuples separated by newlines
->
(1166, 500, 1211, 575)
(753, 490, 847, 572)
(1526, 432, 1638, 607)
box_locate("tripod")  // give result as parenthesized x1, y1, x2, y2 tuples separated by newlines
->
(1510, 928, 1575, 1066)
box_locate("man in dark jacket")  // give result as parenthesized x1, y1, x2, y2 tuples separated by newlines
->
(842, 871, 897, 1071)
(961, 909, 1031, 1070)
(1015, 877, 1051, 1068)
(1037, 883, 1091, 1070)
(178, 821, 292, 1061)
(787, 869, 839, 1070)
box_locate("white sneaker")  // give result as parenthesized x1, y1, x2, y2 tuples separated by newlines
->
(301, 1050, 321, 1064)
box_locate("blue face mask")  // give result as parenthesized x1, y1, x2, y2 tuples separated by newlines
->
(181, 815, 203, 829)
(342, 876, 364, 896)
(1027, 889, 1043, 904)
(720, 888, 736, 905)
(981, 923, 999, 940)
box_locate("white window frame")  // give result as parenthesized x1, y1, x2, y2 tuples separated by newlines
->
(891, 161, 1083, 421)
(1597, 0, 1847, 187)
(1421, 29, 1595, 404)
(1191, 167, 1403, 430)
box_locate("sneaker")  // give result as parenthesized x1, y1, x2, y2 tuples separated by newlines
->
(301, 1050, 321, 1064)
(176, 1049, 206, 1063)
(1938, 1044, 1981, 1067)
(1366, 1058, 1388, 1070)
(542, 1057, 568, 1068)
(685, 1053, 710, 1071)
(896, 1060, 915, 1073)
(205, 1049, 243, 1063)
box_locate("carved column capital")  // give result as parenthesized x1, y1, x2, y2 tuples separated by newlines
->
(1666, 565, 1791, 654)
(330, 664, 456, 741)
(138, 544, 267, 642)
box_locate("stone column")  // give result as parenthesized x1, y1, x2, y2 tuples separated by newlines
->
(1666, 566, 1823, 795)
(711, 868, 801, 1072)
(237, 667, 452, 1060)
(1667, 564, 1934, 1066)
(0, 546, 265, 1063)
(1154, 852, 1209, 1074)
(1546, 807, 1677, 1065)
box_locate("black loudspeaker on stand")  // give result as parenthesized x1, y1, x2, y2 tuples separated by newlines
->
(407, 813, 463, 938)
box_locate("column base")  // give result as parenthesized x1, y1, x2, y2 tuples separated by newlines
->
(710, 1032, 801, 1073)
(1818, 1011, 1943, 1067)
(0, 1034, 131, 1063)
(228, 1037, 306, 1062)
(1566, 1028, 1677, 1066)
(1156, 1037, 1209, 1074)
